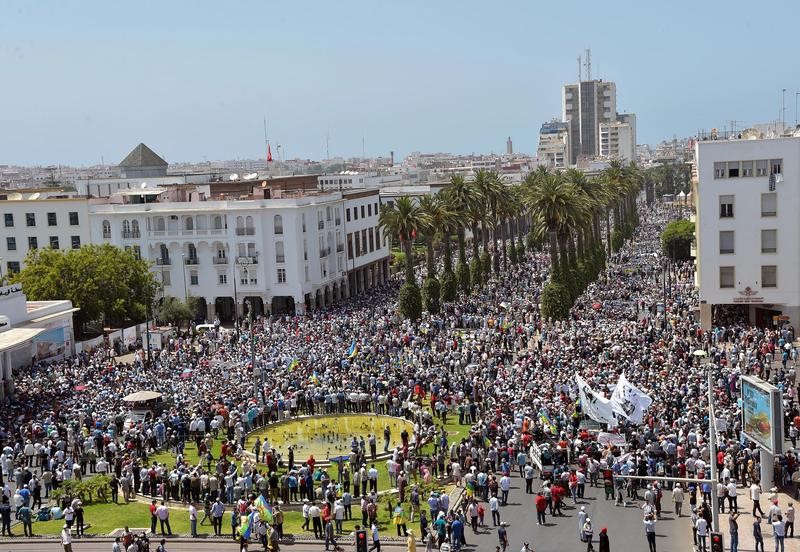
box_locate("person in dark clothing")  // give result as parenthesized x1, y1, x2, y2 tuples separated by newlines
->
(0, 497, 13, 536)
(599, 527, 610, 552)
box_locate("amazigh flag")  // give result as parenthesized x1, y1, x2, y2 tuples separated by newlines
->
(310, 372, 321, 385)
(288, 358, 298, 372)
(346, 339, 357, 358)
(539, 411, 557, 434)
(240, 510, 256, 539)
(255, 495, 274, 524)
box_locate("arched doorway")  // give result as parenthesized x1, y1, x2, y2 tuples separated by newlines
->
(332, 283, 339, 304)
(191, 297, 207, 324)
(215, 297, 235, 323)
(315, 289, 323, 309)
(271, 296, 296, 316)
(244, 296, 264, 317)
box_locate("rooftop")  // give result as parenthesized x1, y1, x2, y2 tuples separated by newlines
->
(118, 143, 168, 168)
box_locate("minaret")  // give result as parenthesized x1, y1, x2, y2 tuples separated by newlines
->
(506, 137, 513, 155)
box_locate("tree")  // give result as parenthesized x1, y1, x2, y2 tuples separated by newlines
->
(443, 175, 474, 292)
(523, 169, 579, 274)
(379, 197, 426, 286)
(11, 244, 159, 332)
(155, 295, 194, 329)
(661, 219, 695, 261)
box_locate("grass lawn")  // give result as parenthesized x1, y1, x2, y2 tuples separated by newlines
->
(31, 501, 192, 536)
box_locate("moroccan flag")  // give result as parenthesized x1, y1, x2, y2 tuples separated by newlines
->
(267, 143, 273, 162)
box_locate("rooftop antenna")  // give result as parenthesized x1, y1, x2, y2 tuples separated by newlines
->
(577, 55, 582, 82)
(263, 116, 270, 164)
(584, 48, 592, 81)
(326, 132, 330, 160)
(362, 136, 366, 160)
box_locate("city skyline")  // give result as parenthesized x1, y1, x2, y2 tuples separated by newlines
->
(2, 0, 800, 166)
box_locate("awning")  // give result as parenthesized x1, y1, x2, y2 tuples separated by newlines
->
(0, 327, 46, 353)
(122, 390, 163, 402)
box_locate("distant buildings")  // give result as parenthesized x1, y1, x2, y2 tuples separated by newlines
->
(506, 137, 513, 155)
(599, 121, 635, 163)
(536, 121, 571, 169)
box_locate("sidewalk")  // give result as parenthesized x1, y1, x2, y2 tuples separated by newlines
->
(712, 486, 796, 551)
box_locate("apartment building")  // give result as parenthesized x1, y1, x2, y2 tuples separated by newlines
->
(599, 121, 635, 163)
(537, 121, 572, 169)
(563, 79, 617, 165)
(694, 134, 798, 328)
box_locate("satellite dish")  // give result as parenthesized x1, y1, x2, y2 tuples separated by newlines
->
(229, 174, 239, 181)
(8, 192, 22, 201)
(141, 182, 148, 188)
(244, 173, 258, 180)
(29, 192, 40, 200)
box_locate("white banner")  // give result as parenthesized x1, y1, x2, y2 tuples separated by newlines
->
(610, 372, 653, 424)
(597, 432, 627, 447)
(576, 374, 617, 425)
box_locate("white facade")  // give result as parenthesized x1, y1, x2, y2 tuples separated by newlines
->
(537, 121, 571, 169)
(599, 121, 635, 163)
(695, 136, 798, 328)
(1, 190, 389, 319)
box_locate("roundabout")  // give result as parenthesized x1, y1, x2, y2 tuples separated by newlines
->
(249, 413, 415, 462)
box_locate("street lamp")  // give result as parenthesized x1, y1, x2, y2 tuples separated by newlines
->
(181, 252, 188, 300)
(695, 350, 720, 533)
(246, 299, 261, 405)
(232, 257, 239, 335)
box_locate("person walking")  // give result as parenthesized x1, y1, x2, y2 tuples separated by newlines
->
(406, 529, 416, 552)
(583, 518, 594, 552)
(211, 498, 224, 535)
(695, 514, 708, 552)
(189, 502, 198, 537)
(772, 515, 785, 552)
(368, 521, 381, 552)
(753, 516, 765, 552)
(578, 506, 588, 541)
(0, 496, 12, 537)
(672, 483, 684, 517)
(534, 492, 547, 526)
(61, 524, 73, 552)
(644, 514, 657, 552)
(751, 482, 765, 517)
(729, 512, 739, 552)
(598, 527, 609, 552)
(490, 495, 500, 526)
(497, 521, 509, 552)
(786, 503, 795, 538)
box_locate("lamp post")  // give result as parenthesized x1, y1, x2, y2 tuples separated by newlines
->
(181, 252, 188, 300)
(694, 351, 719, 532)
(0, 257, 4, 283)
(232, 258, 239, 336)
(247, 299, 261, 405)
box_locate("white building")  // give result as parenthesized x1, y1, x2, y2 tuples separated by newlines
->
(599, 121, 635, 163)
(1, 188, 389, 321)
(0, 283, 77, 400)
(537, 121, 571, 169)
(694, 134, 796, 329)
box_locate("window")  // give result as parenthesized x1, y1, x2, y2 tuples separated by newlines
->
(50, 236, 59, 249)
(354, 207, 358, 220)
(761, 229, 777, 253)
(47, 212, 57, 226)
(714, 162, 726, 178)
(7, 261, 20, 274)
(719, 195, 734, 218)
(71, 236, 81, 249)
(277, 268, 286, 283)
(719, 266, 735, 288)
(161, 271, 171, 286)
(6, 237, 16, 251)
(761, 193, 777, 217)
(756, 160, 768, 176)
(190, 271, 199, 286)
(326, 206, 332, 221)
(275, 241, 285, 263)
(719, 231, 734, 254)
(354, 233, 361, 256)
(771, 159, 782, 174)
(348, 234, 353, 259)
(368, 204, 372, 217)
(218, 273, 228, 285)
(761, 265, 777, 288)
(375, 202, 379, 214)
(727, 161, 739, 178)
(133, 245, 141, 259)
(375, 226, 381, 248)
(26, 213, 35, 227)
(361, 229, 367, 253)
(305, 265, 309, 282)
(368, 228, 374, 252)
(360, 205, 365, 219)
(69, 212, 79, 225)
(4, 213, 13, 227)
(346, 208, 351, 222)
(302, 213, 306, 233)
(274, 215, 283, 235)
(102, 220, 111, 238)
(28, 236, 38, 250)
(741, 161, 753, 177)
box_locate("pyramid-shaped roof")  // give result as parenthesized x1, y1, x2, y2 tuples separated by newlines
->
(118, 143, 168, 168)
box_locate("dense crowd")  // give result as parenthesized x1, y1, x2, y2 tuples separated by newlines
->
(1, 200, 800, 551)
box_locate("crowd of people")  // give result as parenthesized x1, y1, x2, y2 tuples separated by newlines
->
(1, 199, 800, 551)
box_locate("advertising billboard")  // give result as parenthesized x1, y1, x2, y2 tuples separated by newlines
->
(741, 376, 783, 455)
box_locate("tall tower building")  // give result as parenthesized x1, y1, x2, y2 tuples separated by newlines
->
(562, 80, 617, 165)
(506, 136, 513, 155)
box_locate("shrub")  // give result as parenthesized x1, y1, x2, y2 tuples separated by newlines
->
(480, 251, 491, 277)
(440, 270, 457, 302)
(509, 242, 518, 264)
(398, 283, 422, 321)
(541, 281, 571, 321)
(470, 258, 483, 288)
(517, 238, 526, 259)
(456, 260, 470, 293)
(422, 277, 441, 314)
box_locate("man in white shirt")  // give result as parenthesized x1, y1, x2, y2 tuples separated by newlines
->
(188, 503, 198, 537)
(772, 515, 785, 552)
(695, 516, 708, 552)
(726, 480, 738, 512)
(61, 524, 73, 552)
(750, 483, 764, 517)
(499, 475, 511, 506)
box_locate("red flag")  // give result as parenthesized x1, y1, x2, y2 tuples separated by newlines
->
(267, 143, 273, 162)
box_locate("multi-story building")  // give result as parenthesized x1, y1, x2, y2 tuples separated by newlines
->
(599, 121, 635, 163)
(1, 187, 389, 321)
(537, 121, 571, 169)
(694, 133, 797, 329)
(563, 79, 617, 164)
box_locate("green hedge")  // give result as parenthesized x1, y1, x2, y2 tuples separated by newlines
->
(398, 283, 422, 320)
(456, 260, 470, 293)
(422, 277, 441, 314)
(440, 270, 457, 302)
(541, 281, 571, 321)
(470, 257, 483, 288)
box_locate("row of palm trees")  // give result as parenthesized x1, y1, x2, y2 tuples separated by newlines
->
(379, 161, 644, 320)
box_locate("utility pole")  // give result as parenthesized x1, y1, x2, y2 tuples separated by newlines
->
(247, 299, 261, 405)
(706, 360, 720, 532)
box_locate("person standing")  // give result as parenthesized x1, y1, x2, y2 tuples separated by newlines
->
(729, 512, 739, 552)
(156, 501, 172, 535)
(599, 527, 609, 552)
(18, 504, 33, 537)
(61, 524, 73, 552)
(753, 516, 764, 552)
(786, 503, 795, 537)
(0, 496, 12, 537)
(189, 502, 198, 537)
(644, 514, 657, 552)
(695, 514, 708, 552)
(149, 499, 158, 535)
(772, 515, 785, 552)
(369, 521, 381, 552)
(578, 507, 588, 541)
(672, 483, 684, 517)
(211, 498, 224, 535)
(406, 529, 416, 552)
(535, 492, 547, 526)
(490, 495, 500, 526)
(583, 518, 594, 552)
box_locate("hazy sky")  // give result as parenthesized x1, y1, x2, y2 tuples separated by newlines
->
(2, 1, 799, 166)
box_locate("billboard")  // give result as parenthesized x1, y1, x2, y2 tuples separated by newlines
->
(741, 376, 783, 455)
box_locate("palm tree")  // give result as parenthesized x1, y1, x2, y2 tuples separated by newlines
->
(496, 185, 521, 270)
(443, 175, 473, 291)
(416, 195, 453, 278)
(473, 170, 505, 274)
(523, 170, 579, 275)
(379, 197, 425, 285)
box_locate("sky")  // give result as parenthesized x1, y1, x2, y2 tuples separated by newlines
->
(1, 0, 799, 166)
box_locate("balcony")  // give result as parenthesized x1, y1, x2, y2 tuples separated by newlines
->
(155, 258, 171, 266)
(318, 221, 324, 230)
(122, 230, 141, 239)
(150, 228, 225, 237)
(102, 231, 112, 239)
(336, 244, 344, 253)
(276, 255, 285, 263)
(236, 256, 258, 265)
(236, 228, 256, 236)
(320, 248, 331, 258)
(213, 257, 228, 264)
(184, 257, 199, 266)
(335, 218, 341, 226)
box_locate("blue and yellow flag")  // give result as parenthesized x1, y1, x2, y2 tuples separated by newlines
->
(310, 372, 321, 385)
(539, 412, 557, 434)
(240, 511, 255, 539)
(255, 495, 274, 524)
(288, 358, 298, 372)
